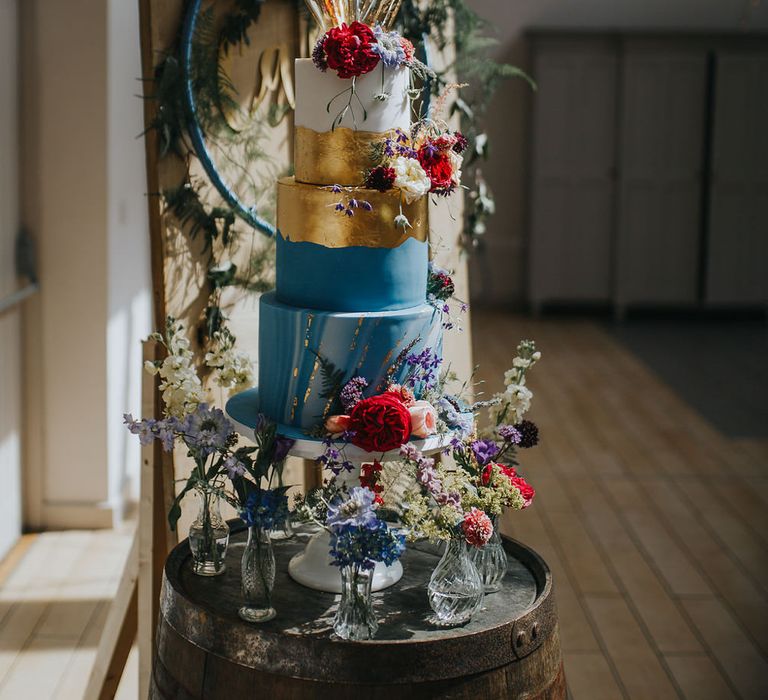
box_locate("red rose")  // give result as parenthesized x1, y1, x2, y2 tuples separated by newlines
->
(510, 475, 535, 508)
(323, 22, 380, 79)
(349, 393, 411, 453)
(417, 146, 454, 192)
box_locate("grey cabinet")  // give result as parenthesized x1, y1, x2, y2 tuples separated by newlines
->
(616, 43, 707, 307)
(527, 34, 768, 313)
(706, 52, 768, 304)
(528, 39, 617, 308)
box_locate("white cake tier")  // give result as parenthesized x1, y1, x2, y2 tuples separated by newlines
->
(294, 58, 410, 133)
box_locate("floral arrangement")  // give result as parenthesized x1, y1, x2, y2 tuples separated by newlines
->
(312, 21, 431, 130)
(366, 122, 467, 200)
(426, 262, 467, 331)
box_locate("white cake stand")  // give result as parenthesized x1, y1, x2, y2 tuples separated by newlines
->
(225, 387, 460, 593)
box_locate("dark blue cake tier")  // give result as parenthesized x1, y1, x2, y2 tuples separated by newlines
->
(275, 177, 428, 312)
(258, 291, 442, 432)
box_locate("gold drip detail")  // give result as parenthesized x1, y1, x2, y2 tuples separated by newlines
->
(303, 313, 314, 348)
(289, 396, 299, 422)
(295, 126, 396, 186)
(349, 316, 365, 351)
(277, 177, 428, 249)
(303, 357, 321, 405)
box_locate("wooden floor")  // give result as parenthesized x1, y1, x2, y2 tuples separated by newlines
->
(472, 311, 768, 700)
(0, 528, 138, 698)
(0, 313, 766, 698)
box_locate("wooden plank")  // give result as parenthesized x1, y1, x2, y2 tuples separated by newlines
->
(83, 533, 139, 700)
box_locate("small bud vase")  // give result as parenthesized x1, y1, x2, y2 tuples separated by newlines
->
(428, 536, 484, 626)
(239, 526, 277, 623)
(270, 512, 295, 541)
(469, 514, 508, 593)
(188, 489, 229, 577)
(333, 565, 378, 640)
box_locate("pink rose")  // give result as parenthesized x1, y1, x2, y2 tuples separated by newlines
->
(408, 400, 437, 438)
(325, 414, 351, 434)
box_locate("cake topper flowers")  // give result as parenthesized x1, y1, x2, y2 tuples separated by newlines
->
(304, 0, 403, 31)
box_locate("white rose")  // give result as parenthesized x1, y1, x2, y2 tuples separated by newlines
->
(392, 156, 432, 204)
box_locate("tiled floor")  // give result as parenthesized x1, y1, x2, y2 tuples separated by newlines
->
(473, 312, 768, 700)
(0, 312, 766, 698)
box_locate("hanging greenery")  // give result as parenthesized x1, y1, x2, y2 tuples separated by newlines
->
(396, 0, 534, 246)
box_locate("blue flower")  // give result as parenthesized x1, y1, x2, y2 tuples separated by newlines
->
(329, 521, 406, 569)
(241, 488, 288, 530)
(326, 487, 378, 531)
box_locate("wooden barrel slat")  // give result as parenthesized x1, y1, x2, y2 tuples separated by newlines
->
(152, 524, 565, 699)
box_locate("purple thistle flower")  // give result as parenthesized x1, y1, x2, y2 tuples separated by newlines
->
(497, 424, 522, 444)
(312, 37, 328, 72)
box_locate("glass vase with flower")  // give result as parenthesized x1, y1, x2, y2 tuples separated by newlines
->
(238, 486, 289, 623)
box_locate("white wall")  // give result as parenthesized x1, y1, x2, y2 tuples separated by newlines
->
(107, 0, 152, 515)
(20, 0, 150, 529)
(0, 0, 22, 559)
(466, 0, 768, 304)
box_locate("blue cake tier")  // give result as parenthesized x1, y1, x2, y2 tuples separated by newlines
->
(275, 177, 428, 312)
(258, 291, 442, 432)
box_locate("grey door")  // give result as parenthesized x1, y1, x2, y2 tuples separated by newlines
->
(528, 38, 618, 308)
(706, 52, 768, 305)
(615, 42, 707, 308)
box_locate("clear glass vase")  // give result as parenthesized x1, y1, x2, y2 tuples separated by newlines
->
(428, 536, 484, 626)
(269, 512, 295, 541)
(239, 526, 277, 623)
(188, 489, 229, 576)
(469, 514, 508, 593)
(333, 565, 378, 640)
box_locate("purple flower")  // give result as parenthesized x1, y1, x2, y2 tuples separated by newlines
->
(224, 455, 246, 479)
(340, 376, 369, 412)
(272, 436, 294, 463)
(370, 25, 407, 68)
(344, 208, 354, 217)
(360, 200, 373, 211)
(312, 37, 328, 71)
(326, 487, 378, 530)
(182, 404, 233, 456)
(471, 439, 500, 466)
(335, 202, 345, 211)
(124, 414, 157, 446)
(497, 424, 522, 444)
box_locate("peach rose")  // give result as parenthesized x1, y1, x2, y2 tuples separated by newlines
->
(325, 414, 351, 434)
(408, 400, 437, 438)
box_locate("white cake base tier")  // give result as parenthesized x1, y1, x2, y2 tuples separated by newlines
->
(288, 528, 403, 593)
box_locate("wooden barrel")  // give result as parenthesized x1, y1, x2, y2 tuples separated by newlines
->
(151, 524, 566, 699)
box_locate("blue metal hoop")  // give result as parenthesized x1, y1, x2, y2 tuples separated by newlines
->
(181, 0, 276, 236)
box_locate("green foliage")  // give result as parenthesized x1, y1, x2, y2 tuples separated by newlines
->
(311, 350, 348, 418)
(396, 0, 535, 246)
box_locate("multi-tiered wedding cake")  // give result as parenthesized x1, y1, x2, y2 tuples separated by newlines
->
(257, 64, 441, 437)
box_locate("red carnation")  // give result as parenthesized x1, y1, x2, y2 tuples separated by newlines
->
(510, 475, 535, 508)
(418, 145, 454, 192)
(323, 22, 380, 79)
(349, 393, 411, 453)
(401, 37, 415, 62)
